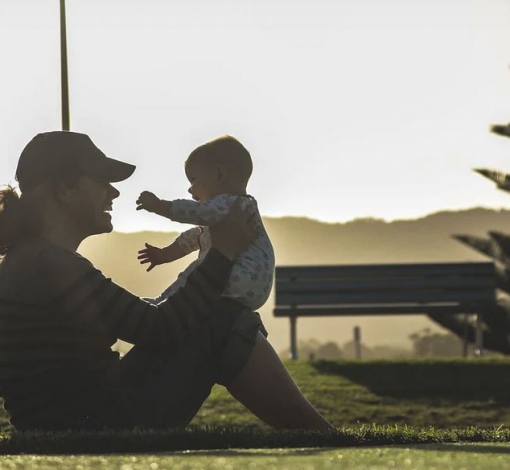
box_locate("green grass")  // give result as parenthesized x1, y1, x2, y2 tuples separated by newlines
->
(1, 425, 510, 454)
(1, 445, 510, 470)
(193, 358, 510, 428)
(1, 358, 510, 457)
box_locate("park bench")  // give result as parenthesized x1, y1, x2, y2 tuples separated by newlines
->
(273, 262, 497, 359)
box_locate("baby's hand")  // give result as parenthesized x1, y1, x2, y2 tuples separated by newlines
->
(136, 191, 161, 213)
(137, 243, 165, 272)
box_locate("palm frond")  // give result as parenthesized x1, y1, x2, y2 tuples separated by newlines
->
(490, 123, 510, 138)
(473, 168, 510, 192)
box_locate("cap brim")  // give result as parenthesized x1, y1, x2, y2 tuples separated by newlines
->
(103, 156, 136, 182)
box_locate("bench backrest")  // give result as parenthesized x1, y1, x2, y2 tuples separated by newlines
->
(274, 262, 497, 317)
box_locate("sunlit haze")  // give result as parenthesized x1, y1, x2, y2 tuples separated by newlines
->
(2, 0, 510, 232)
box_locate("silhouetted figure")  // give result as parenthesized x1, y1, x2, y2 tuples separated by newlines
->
(0, 131, 332, 431)
(136, 136, 275, 311)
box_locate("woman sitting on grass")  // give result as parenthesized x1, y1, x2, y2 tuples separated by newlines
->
(0, 131, 333, 431)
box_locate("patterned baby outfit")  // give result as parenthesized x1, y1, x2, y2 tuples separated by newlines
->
(151, 194, 275, 311)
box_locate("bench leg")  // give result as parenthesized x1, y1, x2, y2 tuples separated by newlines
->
(475, 313, 484, 357)
(462, 314, 469, 358)
(290, 316, 298, 360)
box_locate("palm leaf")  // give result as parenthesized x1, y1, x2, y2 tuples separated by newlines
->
(473, 168, 510, 192)
(490, 123, 510, 138)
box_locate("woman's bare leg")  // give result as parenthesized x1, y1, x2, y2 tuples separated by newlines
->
(226, 332, 334, 431)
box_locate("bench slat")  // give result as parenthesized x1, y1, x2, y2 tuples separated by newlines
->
(275, 262, 495, 280)
(274, 304, 493, 316)
(275, 278, 496, 294)
(276, 289, 495, 307)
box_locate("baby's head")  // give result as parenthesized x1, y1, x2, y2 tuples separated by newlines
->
(185, 135, 252, 201)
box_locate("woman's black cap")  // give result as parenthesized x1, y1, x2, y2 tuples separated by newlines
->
(15, 131, 136, 192)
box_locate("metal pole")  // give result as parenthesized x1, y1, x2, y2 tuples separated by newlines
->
(475, 313, 484, 357)
(462, 314, 469, 358)
(290, 316, 298, 360)
(60, 0, 70, 130)
(354, 326, 362, 360)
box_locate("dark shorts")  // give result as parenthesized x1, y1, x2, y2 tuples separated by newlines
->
(17, 307, 267, 430)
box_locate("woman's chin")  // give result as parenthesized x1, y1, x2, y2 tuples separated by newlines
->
(96, 212, 114, 233)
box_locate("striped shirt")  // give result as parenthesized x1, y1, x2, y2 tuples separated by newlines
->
(0, 237, 234, 425)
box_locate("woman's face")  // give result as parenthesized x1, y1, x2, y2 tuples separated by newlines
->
(64, 175, 120, 237)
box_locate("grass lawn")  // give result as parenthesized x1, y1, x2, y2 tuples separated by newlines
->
(1, 444, 510, 469)
(193, 358, 510, 428)
(1, 358, 510, 466)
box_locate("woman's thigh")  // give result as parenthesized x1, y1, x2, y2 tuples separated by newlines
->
(98, 343, 216, 428)
(86, 307, 267, 428)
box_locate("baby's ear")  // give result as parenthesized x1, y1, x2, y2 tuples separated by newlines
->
(216, 164, 228, 183)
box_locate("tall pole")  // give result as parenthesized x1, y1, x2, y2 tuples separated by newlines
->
(60, 0, 70, 130)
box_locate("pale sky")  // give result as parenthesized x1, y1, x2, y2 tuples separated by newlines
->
(2, 0, 510, 232)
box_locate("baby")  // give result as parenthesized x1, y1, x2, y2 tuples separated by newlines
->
(136, 135, 275, 310)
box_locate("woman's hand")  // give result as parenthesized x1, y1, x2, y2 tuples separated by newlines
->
(209, 198, 258, 261)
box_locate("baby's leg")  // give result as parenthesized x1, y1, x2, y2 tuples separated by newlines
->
(226, 332, 334, 431)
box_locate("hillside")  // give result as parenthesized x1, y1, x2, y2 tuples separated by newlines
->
(79, 207, 510, 355)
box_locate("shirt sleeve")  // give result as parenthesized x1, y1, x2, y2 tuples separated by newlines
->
(40, 244, 237, 350)
(175, 227, 202, 255)
(170, 194, 237, 226)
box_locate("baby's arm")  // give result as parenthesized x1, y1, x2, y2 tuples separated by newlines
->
(138, 227, 202, 272)
(137, 242, 185, 272)
(170, 195, 236, 226)
(137, 192, 238, 226)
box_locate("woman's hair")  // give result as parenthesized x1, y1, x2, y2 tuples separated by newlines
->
(0, 185, 38, 257)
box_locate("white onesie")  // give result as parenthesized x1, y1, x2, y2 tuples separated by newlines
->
(149, 194, 275, 311)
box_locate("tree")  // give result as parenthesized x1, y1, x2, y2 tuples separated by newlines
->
(442, 123, 510, 355)
(342, 340, 373, 359)
(279, 338, 343, 360)
(409, 328, 465, 357)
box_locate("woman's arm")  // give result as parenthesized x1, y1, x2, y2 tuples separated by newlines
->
(48, 247, 235, 349)
(44, 199, 257, 349)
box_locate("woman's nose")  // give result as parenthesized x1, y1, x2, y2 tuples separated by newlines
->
(108, 184, 120, 200)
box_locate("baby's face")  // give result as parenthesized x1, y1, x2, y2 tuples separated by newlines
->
(185, 158, 219, 202)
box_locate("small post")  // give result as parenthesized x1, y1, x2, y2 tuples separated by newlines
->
(354, 326, 362, 360)
(462, 314, 469, 358)
(60, 0, 70, 130)
(290, 316, 298, 360)
(475, 313, 484, 357)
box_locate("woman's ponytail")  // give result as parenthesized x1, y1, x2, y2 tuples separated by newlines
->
(0, 185, 23, 256)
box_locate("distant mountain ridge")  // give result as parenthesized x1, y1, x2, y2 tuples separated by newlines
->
(79, 207, 510, 354)
(263, 207, 510, 265)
